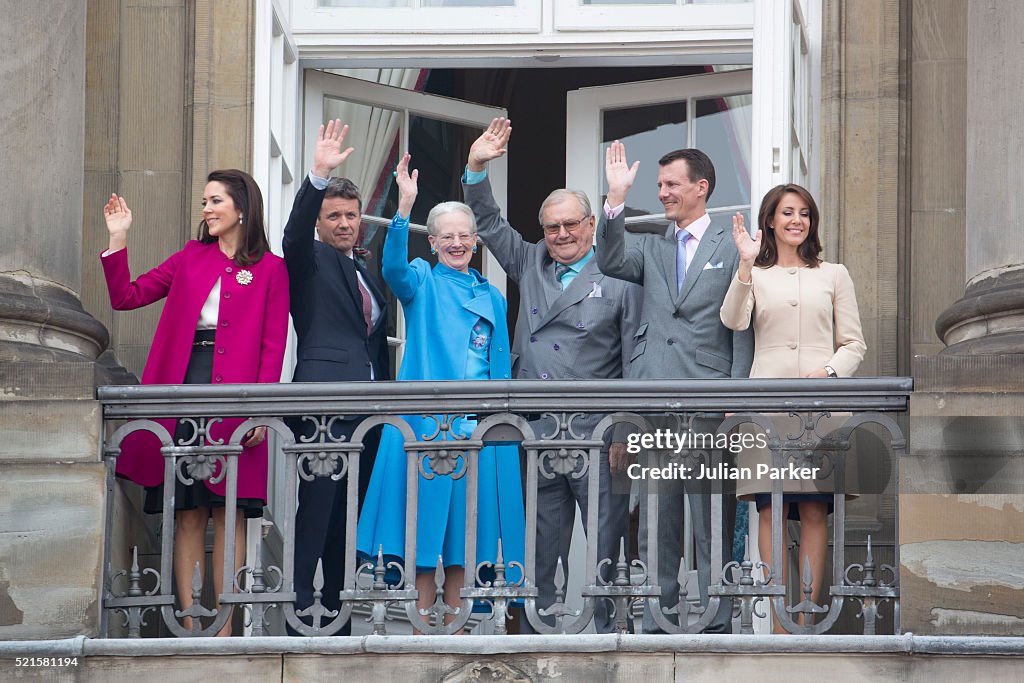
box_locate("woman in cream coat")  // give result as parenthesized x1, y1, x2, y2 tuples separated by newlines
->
(720, 183, 865, 630)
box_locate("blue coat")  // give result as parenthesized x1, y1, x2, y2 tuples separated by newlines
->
(357, 219, 523, 579)
(383, 222, 511, 383)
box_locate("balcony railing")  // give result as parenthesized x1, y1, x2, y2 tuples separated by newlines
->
(98, 378, 910, 637)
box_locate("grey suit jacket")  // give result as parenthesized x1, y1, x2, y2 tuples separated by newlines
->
(596, 211, 753, 380)
(463, 177, 642, 387)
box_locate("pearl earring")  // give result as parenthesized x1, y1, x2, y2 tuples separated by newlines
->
(239, 214, 244, 224)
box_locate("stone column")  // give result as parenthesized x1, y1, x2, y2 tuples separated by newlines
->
(934, 0, 1024, 354)
(905, 0, 1024, 637)
(0, 1, 112, 638)
(0, 1, 108, 364)
(817, 0, 904, 635)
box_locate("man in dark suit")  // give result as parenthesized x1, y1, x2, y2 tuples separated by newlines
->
(283, 119, 389, 634)
(596, 142, 753, 634)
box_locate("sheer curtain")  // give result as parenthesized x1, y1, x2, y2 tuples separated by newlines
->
(711, 65, 752, 203)
(322, 69, 426, 249)
(323, 69, 424, 201)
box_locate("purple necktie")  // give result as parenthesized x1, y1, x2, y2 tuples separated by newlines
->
(357, 276, 373, 336)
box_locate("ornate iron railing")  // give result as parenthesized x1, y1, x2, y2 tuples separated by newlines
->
(98, 378, 910, 637)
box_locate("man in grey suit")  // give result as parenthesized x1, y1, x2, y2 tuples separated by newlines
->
(596, 141, 753, 634)
(462, 119, 641, 633)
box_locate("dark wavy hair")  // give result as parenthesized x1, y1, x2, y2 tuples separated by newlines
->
(754, 183, 822, 268)
(198, 169, 270, 267)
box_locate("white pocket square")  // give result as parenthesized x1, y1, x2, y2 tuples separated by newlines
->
(703, 261, 724, 270)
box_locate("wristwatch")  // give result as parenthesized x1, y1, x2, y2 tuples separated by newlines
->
(824, 365, 838, 378)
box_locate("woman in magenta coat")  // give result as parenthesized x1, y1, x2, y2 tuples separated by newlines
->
(101, 169, 289, 636)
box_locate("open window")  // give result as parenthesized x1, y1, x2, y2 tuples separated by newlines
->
(303, 69, 509, 369)
(566, 69, 754, 233)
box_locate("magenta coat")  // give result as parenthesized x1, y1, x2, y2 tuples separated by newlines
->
(102, 240, 290, 501)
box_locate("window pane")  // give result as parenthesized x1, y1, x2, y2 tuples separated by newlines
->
(421, 0, 514, 5)
(582, 0, 749, 3)
(318, 0, 411, 6)
(694, 93, 751, 211)
(321, 96, 402, 217)
(320, 96, 401, 355)
(582, 0, 674, 5)
(318, 0, 515, 4)
(600, 102, 687, 216)
(407, 114, 483, 241)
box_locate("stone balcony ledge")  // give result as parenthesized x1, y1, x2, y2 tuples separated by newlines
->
(4, 633, 1023, 657)
(3, 634, 1023, 681)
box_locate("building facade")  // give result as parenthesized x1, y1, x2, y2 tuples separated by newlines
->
(1, 0, 1022, 652)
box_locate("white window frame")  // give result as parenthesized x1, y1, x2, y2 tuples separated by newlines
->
(255, 0, 301, 257)
(256, 0, 821, 635)
(254, 0, 302, 385)
(565, 71, 752, 607)
(565, 68, 753, 217)
(553, 0, 752, 33)
(303, 69, 509, 358)
(750, 0, 819, 206)
(302, 72, 509, 270)
(252, 1, 303, 625)
(292, 0, 542, 34)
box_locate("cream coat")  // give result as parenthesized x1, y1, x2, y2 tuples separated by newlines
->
(720, 262, 867, 498)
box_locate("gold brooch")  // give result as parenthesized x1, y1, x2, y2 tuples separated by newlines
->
(235, 269, 253, 286)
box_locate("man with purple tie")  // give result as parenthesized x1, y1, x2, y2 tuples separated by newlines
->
(596, 142, 753, 634)
(283, 119, 390, 634)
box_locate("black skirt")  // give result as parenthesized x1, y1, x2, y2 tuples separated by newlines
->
(753, 493, 834, 521)
(143, 329, 264, 519)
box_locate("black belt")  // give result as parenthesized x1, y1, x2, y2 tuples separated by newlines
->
(192, 330, 216, 347)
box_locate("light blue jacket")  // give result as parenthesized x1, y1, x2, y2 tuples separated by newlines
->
(358, 219, 524, 575)
(382, 221, 512, 383)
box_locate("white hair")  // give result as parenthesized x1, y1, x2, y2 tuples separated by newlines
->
(538, 189, 592, 224)
(426, 201, 477, 236)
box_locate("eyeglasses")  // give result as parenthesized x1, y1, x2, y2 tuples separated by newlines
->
(435, 233, 476, 245)
(541, 217, 590, 235)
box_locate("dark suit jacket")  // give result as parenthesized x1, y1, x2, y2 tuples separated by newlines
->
(283, 177, 390, 383)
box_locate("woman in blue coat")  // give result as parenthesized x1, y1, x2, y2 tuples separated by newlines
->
(356, 153, 525, 626)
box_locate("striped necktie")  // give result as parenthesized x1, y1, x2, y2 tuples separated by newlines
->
(554, 262, 571, 290)
(356, 275, 373, 336)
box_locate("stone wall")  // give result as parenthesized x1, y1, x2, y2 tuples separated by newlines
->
(907, 0, 967, 359)
(81, 0, 255, 379)
(818, 0, 905, 378)
(0, 0, 257, 640)
(905, 356, 1024, 635)
(2, 637, 1023, 682)
(0, 0, 110, 640)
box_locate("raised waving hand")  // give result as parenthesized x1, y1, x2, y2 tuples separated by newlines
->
(311, 118, 355, 178)
(731, 212, 760, 284)
(467, 117, 512, 173)
(395, 153, 419, 219)
(604, 140, 639, 208)
(103, 194, 133, 252)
